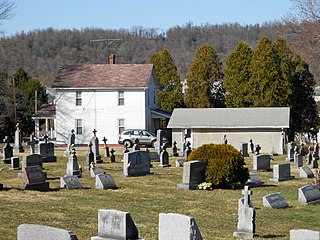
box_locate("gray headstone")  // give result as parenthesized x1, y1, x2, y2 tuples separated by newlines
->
(306, 147, 313, 165)
(22, 166, 49, 191)
(17, 224, 78, 240)
(1, 136, 13, 163)
(85, 142, 94, 170)
(39, 141, 57, 162)
(159, 145, 170, 167)
(245, 174, 263, 186)
(60, 175, 83, 189)
(90, 167, 105, 178)
(95, 174, 117, 190)
(239, 142, 249, 157)
(299, 166, 314, 178)
(91, 209, 141, 240)
(177, 160, 206, 190)
(233, 186, 257, 239)
(65, 129, 75, 156)
(158, 213, 202, 240)
(66, 149, 81, 177)
(290, 229, 320, 240)
(262, 192, 289, 209)
(22, 154, 43, 170)
(175, 159, 184, 167)
(270, 163, 295, 182)
(148, 151, 160, 162)
(14, 123, 24, 153)
(253, 154, 271, 171)
(91, 129, 102, 164)
(298, 185, 320, 205)
(155, 129, 163, 155)
(10, 156, 20, 170)
(123, 151, 152, 177)
(294, 153, 303, 168)
(172, 141, 179, 157)
(287, 142, 296, 161)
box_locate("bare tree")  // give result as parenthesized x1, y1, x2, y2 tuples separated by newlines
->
(0, 0, 15, 25)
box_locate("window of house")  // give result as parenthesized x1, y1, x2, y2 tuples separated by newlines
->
(118, 118, 125, 134)
(118, 91, 124, 106)
(76, 119, 82, 135)
(76, 91, 82, 106)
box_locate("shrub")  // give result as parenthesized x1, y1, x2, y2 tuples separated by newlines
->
(187, 143, 249, 187)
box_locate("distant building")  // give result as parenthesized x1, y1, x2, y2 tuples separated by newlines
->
(167, 107, 290, 154)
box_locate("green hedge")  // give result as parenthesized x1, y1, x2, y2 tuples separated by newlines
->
(187, 143, 249, 187)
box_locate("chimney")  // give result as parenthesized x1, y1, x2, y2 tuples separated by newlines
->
(108, 54, 116, 64)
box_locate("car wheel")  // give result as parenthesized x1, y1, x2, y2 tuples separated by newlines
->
(151, 140, 157, 148)
(123, 140, 132, 148)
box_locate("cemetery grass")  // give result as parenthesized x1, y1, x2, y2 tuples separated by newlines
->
(0, 148, 319, 240)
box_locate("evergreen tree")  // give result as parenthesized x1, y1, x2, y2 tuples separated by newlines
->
(224, 42, 253, 107)
(288, 55, 319, 140)
(249, 36, 289, 107)
(149, 48, 184, 112)
(185, 44, 224, 108)
(13, 68, 47, 136)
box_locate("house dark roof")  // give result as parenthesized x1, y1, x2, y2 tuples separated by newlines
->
(33, 104, 56, 118)
(167, 107, 290, 129)
(51, 64, 157, 89)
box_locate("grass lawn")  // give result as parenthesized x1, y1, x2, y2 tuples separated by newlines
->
(0, 146, 319, 239)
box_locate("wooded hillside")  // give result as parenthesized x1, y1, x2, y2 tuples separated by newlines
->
(1, 22, 318, 86)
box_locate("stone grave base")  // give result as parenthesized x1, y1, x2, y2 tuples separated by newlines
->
(13, 146, 24, 153)
(22, 182, 50, 191)
(233, 231, 258, 239)
(270, 176, 295, 182)
(42, 156, 57, 163)
(91, 237, 144, 240)
(0, 158, 11, 164)
(177, 183, 198, 190)
(95, 157, 103, 164)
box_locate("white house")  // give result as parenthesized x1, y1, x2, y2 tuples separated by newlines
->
(43, 60, 170, 145)
(167, 107, 290, 155)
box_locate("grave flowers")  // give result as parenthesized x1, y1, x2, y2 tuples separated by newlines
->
(198, 182, 212, 190)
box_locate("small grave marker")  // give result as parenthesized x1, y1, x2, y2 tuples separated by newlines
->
(290, 229, 320, 240)
(60, 175, 83, 189)
(299, 166, 314, 178)
(253, 154, 271, 171)
(95, 174, 117, 190)
(270, 163, 295, 182)
(177, 160, 206, 190)
(22, 166, 49, 191)
(90, 167, 105, 178)
(298, 185, 320, 205)
(262, 192, 289, 209)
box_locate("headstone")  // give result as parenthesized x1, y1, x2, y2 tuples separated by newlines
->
(175, 158, 184, 167)
(314, 143, 320, 160)
(38, 135, 57, 162)
(184, 141, 192, 159)
(148, 151, 160, 162)
(306, 146, 313, 165)
(102, 137, 110, 157)
(91, 209, 141, 240)
(95, 174, 117, 190)
(91, 129, 102, 164)
(245, 174, 263, 186)
(159, 144, 170, 167)
(27, 135, 38, 154)
(17, 224, 77, 240)
(287, 142, 296, 161)
(13, 123, 24, 153)
(270, 163, 295, 182)
(172, 141, 179, 157)
(239, 142, 249, 157)
(300, 143, 305, 156)
(0, 183, 3, 190)
(60, 175, 83, 189)
(294, 151, 303, 168)
(85, 142, 94, 170)
(110, 148, 116, 163)
(132, 138, 140, 151)
(262, 192, 289, 209)
(90, 167, 105, 178)
(177, 160, 206, 190)
(155, 129, 163, 155)
(223, 134, 228, 144)
(311, 157, 318, 169)
(249, 139, 254, 154)
(290, 229, 320, 240)
(123, 151, 152, 177)
(298, 185, 320, 205)
(66, 146, 81, 177)
(1, 136, 13, 164)
(22, 154, 43, 170)
(10, 156, 20, 170)
(255, 144, 261, 155)
(233, 186, 257, 239)
(293, 146, 299, 164)
(65, 129, 75, 156)
(158, 213, 202, 240)
(22, 166, 49, 191)
(299, 166, 314, 178)
(252, 154, 271, 171)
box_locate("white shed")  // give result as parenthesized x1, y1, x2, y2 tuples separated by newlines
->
(167, 107, 290, 154)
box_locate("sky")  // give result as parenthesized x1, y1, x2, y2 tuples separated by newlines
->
(1, 0, 293, 37)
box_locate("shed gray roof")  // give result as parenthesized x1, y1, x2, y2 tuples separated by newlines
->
(167, 107, 290, 129)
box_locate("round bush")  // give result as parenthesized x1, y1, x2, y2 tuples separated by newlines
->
(187, 143, 249, 187)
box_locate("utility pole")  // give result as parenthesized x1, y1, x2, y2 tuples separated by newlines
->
(12, 78, 16, 125)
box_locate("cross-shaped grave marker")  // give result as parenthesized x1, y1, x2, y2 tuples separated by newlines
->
(242, 185, 252, 207)
(27, 135, 39, 154)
